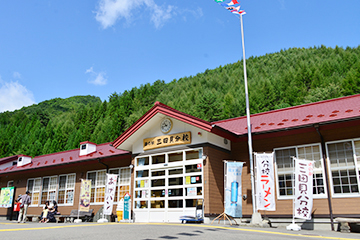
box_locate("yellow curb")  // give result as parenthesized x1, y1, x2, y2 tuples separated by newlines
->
(0, 222, 357, 240)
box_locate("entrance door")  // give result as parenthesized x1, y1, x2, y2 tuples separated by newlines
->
(133, 149, 204, 223)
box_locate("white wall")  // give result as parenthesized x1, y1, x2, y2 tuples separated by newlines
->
(132, 117, 231, 154)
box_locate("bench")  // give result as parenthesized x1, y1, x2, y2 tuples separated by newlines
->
(335, 217, 360, 233)
(56, 209, 94, 223)
(25, 214, 41, 222)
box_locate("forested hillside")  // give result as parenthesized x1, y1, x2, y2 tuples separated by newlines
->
(1, 45, 359, 158)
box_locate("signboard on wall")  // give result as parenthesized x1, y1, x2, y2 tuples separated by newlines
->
(143, 131, 191, 151)
(0, 187, 15, 208)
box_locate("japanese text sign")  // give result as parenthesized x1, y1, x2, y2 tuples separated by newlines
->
(79, 179, 91, 212)
(294, 158, 314, 220)
(143, 131, 191, 151)
(255, 153, 276, 211)
(103, 174, 118, 215)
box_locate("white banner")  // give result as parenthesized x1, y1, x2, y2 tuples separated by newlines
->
(294, 158, 314, 220)
(103, 174, 118, 215)
(255, 153, 276, 211)
(224, 161, 244, 218)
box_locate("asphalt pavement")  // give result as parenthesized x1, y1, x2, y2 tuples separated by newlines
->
(0, 220, 359, 240)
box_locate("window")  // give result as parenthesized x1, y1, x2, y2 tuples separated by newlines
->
(118, 168, 131, 201)
(41, 176, 58, 204)
(26, 174, 75, 206)
(327, 139, 360, 196)
(109, 167, 131, 202)
(57, 174, 76, 205)
(7, 181, 13, 187)
(87, 170, 106, 203)
(88, 167, 131, 203)
(275, 144, 326, 199)
(27, 178, 41, 205)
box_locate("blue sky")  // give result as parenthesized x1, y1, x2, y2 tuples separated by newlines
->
(0, 0, 359, 112)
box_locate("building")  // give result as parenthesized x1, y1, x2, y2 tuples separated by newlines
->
(1, 94, 360, 228)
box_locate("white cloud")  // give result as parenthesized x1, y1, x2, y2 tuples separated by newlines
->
(13, 72, 22, 79)
(95, 0, 174, 29)
(278, 0, 286, 10)
(151, 4, 173, 28)
(0, 77, 36, 112)
(85, 67, 108, 86)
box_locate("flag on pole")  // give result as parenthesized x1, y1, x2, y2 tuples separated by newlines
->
(214, 0, 246, 16)
(103, 173, 118, 215)
(224, 161, 244, 218)
(228, 0, 239, 6)
(294, 158, 314, 220)
(255, 153, 276, 211)
(79, 179, 91, 212)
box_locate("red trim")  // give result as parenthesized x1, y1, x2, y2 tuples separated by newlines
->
(80, 141, 97, 146)
(2, 153, 132, 177)
(112, 102, 222, 148)
(236, 119, 360, 142)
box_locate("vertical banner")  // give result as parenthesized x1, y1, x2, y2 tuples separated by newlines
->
(123, 193, 130, 220)
(103, 174, 118, 215)
(79, 179, 91, 212)
(255, 153, 276, 211)
(0, 187, 15, 208)
(294, 158, 314, 220)
(224, 161, 244, 217)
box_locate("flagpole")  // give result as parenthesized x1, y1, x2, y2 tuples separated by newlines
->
(239, 13, 256, 214)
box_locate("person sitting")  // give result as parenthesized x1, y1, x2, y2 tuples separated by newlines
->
(47, 200, 60, 223)
(39, 201, 49, 223)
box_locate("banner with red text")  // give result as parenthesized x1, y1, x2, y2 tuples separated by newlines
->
(294, 158, 314, 220)
(255, 153, 276, 211)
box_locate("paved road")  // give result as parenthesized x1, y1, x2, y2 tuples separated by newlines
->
(0, 221, 359, 240)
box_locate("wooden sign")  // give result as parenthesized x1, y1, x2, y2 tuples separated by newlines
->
(143, 131, 191, 151)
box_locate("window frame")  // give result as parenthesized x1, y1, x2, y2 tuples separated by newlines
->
(57, 173, 76, 206)
(7, 180, 14, 187)
(134, 148, 204, 211)
(27, 177, 42, 206)
(274, 143, 328, 200)
(326, 138, 360, 198)
(40, 175, 58, 205)
(26, 173, 76, 207)
(87, 167, 131, 205)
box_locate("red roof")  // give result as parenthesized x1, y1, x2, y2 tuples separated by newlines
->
(213, 94, 360, 135)
(0, 142, 129, 175)
(0, 155, 20, 165)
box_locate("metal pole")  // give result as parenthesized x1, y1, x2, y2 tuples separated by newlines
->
(315, 126, 335, 231)
(240, 14, 256, 214)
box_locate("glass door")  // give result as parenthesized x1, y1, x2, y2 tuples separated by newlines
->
(134, 148, 204, 223)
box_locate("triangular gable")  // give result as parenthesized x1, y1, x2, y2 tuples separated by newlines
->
(112, 102, 237, 151)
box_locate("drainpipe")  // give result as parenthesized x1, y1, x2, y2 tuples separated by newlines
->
(98, 159, 109, 173)
(314, 124, 334, 231)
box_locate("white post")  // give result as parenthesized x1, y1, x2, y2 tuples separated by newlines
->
(286, 157, 301, 231)
(239, 13, 256, 215)
(224, 160, 227, 225)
